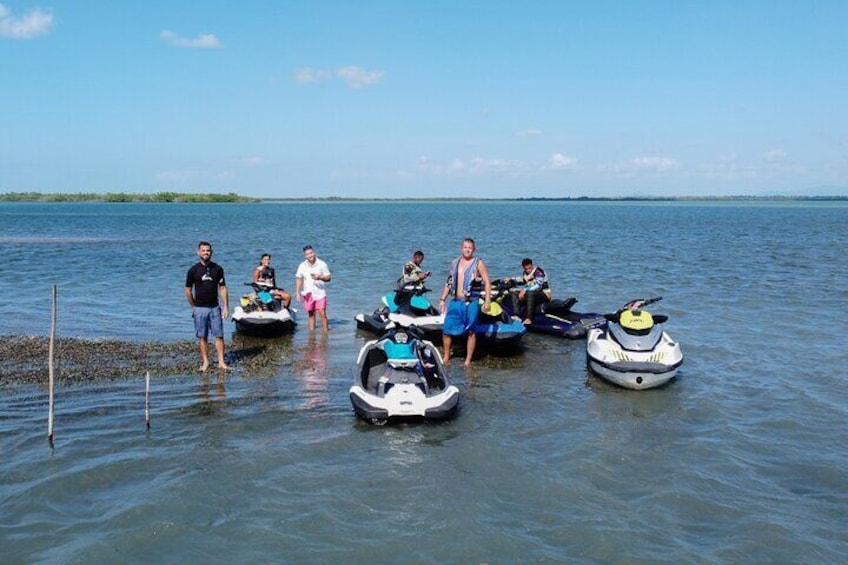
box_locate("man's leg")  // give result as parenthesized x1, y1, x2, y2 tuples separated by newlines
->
(510, 293, 522, 320)
(464, 333, 476, 366)
(442, 334, 453, 365)
(215, 337, 228, 369)
(199, 339, 209, 371)
(524, 292, 536, 324)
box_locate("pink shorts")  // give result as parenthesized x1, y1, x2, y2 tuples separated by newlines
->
(303, 294, 327, 313)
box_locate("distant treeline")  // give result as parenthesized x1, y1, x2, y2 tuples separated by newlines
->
(0, 192, 259, 203)
(2, 192, 845, 203)
(512, 195, 848, 201)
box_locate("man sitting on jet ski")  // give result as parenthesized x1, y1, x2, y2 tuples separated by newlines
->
(503, 258, 552, 325)
(395, 250, 432, 307)
(401, 250, 431, 288)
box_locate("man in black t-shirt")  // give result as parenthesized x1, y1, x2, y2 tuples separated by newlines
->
(185, 241, 229, 371)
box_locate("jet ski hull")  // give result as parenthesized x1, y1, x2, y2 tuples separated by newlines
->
(232, 307, 296, 337)
(350, 331, 458, 423)
(586, 327, 683, 390)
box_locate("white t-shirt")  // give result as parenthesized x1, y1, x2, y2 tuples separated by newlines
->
(296, 258, 330, 300)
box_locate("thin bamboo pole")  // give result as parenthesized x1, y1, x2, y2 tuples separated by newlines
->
(48, 284, 56, 448)
(145, 371, 151, 430)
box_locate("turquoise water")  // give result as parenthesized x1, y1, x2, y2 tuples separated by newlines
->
(1, 201, 847, 563)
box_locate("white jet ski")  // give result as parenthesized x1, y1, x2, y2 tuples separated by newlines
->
(586, 297, 683, 390)
(350, 328, 458, 423)
(232, 282, 297, 337)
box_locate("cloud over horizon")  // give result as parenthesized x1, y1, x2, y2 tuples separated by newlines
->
(598, 156, 682, 175)
(547, 153, 578, 171)
(0, 2, 53, 39)
(294, 66, 385, 89)
(160, 30, 222, 48)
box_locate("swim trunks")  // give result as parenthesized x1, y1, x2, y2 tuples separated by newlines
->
(303, 293, 327, 313)
(193, 306, 224, 339)
(443, 299, 479, 336)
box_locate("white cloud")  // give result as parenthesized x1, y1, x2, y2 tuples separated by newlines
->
(547, 153, 578, 171)
(414, 155, 526, 177)
(294, 67, 331, 84)
(0, 3, 53, 39)
(599, 156, 681, 175)
(294, 66, 386, 88)
(235, 156, 269, 167)
(516, 129, 542, 138)
(701, 154, 743, 178)
(763, 148, 787, 163)
(160, 30, 222, 49)
(294, 66, 385, 88)
(336, 66, 385, 89)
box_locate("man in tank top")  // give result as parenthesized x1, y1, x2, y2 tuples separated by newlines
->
(438, 238, 492, 366)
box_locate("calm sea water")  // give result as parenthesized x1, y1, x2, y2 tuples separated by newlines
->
(1, 201, 846, 563)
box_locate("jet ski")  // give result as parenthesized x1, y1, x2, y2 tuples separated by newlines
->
(231, 282, 297, 337)
(586, 297, 683, 390)
(471, 291, 527, 352)
(350, 328, 459, 423)
(498, 280, 606, 338)
(355, 284, 444, 341)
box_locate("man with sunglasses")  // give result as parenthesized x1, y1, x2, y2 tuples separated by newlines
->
(185, 241, 229, 371)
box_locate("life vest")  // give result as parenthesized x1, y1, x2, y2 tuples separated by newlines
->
(257, 265, 276, 286)
(447, 257, 481, 299)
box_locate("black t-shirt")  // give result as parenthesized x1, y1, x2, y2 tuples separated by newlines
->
(186, 261, 226, 307)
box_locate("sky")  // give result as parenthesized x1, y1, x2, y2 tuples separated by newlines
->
(1, 1, 847, 198)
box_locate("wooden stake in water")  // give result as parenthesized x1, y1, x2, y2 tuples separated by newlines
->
(145, 371, 151, 430)
(48, 284, 56, 448)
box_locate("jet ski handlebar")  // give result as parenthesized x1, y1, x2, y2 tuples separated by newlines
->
(624, 296, 662, 311)
(245, 282, 282, 292)
(604, 296, 664, 321)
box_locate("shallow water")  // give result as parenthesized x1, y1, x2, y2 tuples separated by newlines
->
(1, 201, 847, 563)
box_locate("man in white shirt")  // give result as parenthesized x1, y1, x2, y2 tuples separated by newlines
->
(295, 245, 332, 331)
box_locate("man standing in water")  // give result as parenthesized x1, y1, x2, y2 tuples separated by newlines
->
(438, 238, 492, 366)
(295, 245, 332, 331)
(185, 241, 229, 371)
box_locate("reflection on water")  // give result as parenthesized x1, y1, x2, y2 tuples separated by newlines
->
(293, 332, 329, 409)
(199, 371, 227, 402)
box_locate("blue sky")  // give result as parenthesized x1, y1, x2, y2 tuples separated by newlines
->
(1, 1, 846, 198)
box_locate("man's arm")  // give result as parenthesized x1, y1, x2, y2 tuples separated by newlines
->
(219, 285, 229, 318)
(185, 287, 195, 307)
(478, 261, 492, 311)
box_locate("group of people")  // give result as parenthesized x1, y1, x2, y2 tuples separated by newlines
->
(184, 238, 551, 371)
(185, 242, 332, 371)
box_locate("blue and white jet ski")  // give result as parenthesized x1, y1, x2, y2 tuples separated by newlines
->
(232, 282, 297, 337)
(355, 284, 444, 341)
(497, 278, 606, 339)
(586, 297, 683, 390)
(350, 328, 458, 423)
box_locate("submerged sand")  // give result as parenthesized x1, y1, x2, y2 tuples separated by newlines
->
(0, 335, 287, 384)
